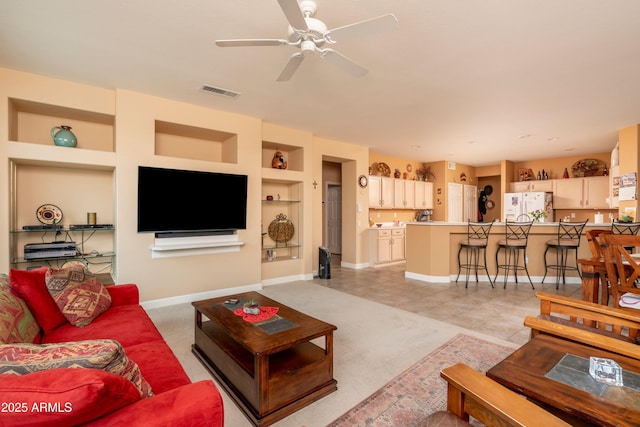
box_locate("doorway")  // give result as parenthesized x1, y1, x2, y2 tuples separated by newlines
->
(326, 183, 342, 255)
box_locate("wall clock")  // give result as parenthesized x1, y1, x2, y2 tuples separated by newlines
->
(358, 175, 368, 188)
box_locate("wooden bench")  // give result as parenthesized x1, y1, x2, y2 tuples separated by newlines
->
(422, 363, 569, 426)
(524, 292, 640, 360)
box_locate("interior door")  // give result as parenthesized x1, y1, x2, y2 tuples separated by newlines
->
(327, 184, 342, 255)
(448, 183, 463, 222)
(464, 184, 477, 222)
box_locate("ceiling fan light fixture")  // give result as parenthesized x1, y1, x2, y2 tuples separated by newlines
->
(301, 39, 316, 54)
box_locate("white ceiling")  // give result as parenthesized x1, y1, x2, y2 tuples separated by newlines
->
(2, 0, 639, 166)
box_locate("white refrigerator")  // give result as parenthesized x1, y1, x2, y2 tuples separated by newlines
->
(503, 192, 554, 222)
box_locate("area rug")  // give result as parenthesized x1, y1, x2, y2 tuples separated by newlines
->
(327, 333, 516, 426)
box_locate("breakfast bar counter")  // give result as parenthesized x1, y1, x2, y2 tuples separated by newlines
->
(405, 221, 609, 284)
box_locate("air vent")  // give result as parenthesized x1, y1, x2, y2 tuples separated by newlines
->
(200, 84, 240, 99)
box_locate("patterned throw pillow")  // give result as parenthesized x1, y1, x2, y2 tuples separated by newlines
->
(0, 274, 40, 344)
(0, 339, 153, 398)
(45, 267, 111, 327)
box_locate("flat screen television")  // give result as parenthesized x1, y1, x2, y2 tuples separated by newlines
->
(137, 166, 248, 235)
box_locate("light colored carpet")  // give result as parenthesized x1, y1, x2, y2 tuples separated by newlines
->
(147, 281, 517, 427)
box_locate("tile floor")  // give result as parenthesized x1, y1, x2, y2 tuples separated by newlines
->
(311, 256, 583, 345)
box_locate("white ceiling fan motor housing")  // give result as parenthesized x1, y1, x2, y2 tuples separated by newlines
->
(288, 17, 328, 44)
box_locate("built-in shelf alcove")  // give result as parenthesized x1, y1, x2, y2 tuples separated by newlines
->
(8, 98, 115, 152)
(154, 120, 238, 163)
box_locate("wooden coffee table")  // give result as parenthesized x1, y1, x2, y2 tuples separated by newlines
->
(191, 291, 337, 426)
(487, 334, 640, 427)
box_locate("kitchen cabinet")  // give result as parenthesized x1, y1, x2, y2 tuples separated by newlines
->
(414, 181, 434, 209)
(393, 179, 415, 209)
(368, 176, 394, 209)
(369, 228, 405, 266)
(553, 176, 610, 209)
(510, 180, 554, 192)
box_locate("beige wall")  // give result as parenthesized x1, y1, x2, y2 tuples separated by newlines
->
(313, 137, 369, 269)
(113, 89, 263, 300)
(0, 67, 371, 302)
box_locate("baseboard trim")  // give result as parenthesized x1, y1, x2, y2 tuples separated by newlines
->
(404, 271, 450, 283)
(141, 282, 262, 310)
(262, 274, 309, 286)
(340, 261, 369, 269)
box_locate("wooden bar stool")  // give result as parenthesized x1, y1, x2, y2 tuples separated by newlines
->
(494, 220, 534, 289)
(542, 219, 587, 288)
(455, 221, 494, 288)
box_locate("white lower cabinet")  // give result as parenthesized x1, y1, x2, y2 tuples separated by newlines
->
(369, 228, 405, 267)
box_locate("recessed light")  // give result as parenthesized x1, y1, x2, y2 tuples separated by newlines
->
(565, 148, 575, 151)
(412, 145, 422, 149)
(467, 140, 475, 144)
(518, 134, 531, 139)
(546, 137, 559, 141)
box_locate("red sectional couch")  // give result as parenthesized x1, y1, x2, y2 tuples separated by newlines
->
(0, 269, 224, 426)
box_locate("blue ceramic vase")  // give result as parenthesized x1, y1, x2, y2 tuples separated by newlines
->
(50, 125, 77, 147)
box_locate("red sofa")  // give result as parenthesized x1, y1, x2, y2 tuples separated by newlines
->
(0, 269, 224, 426)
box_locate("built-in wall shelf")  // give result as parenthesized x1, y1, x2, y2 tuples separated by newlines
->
(9, 98, 115, 152)
(262, 140, 304, 172)
(154, 120, 238, 163)
(8, 141, 116, 170)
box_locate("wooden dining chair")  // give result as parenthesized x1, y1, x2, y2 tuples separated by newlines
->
(585, 229, 613, 305)
(600, 234, 640, 310)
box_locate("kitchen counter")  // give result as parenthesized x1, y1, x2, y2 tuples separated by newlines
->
(405, 222, 612, 284)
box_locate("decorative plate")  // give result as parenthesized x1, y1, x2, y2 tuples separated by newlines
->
(571, 159, 602, 177)
(268, 213, 295, 244)
(377, 162, 391, 177)
(36, 204, 63, 224)
(406, 164, 412, 172)
(358, 175, 368, 188)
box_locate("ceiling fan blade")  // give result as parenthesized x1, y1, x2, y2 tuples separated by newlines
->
(216, 39, 289, 47)
(320, 49, 368, 77)
(277, 53, 305, 81)
(277, 0, 308, 31)
(327, 14, 398, 43)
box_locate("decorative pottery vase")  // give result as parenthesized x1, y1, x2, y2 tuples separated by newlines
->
(50, 125, 77, 147)
(272, 151, 287, 169)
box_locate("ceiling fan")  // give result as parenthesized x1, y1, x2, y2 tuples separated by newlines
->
(215, 0, 398, 81)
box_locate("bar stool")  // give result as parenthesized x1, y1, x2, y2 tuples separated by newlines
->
(494, 220, 534, 289)
(455, 221, 494, 288)
(542, 219, 588, 288)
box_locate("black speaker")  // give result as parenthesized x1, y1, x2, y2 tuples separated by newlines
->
(318, 246, 331, 279)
